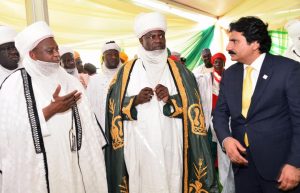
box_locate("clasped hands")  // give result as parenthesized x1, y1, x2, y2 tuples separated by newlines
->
(134, 84, 170, 106)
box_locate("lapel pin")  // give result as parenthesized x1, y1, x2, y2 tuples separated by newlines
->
(263, 74, 268, 80)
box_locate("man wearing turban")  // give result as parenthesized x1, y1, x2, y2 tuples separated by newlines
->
(59, 46, 79, 77)
(105, 12, 218, 193)
(0, 25, 20, 84)
(0, 21, 108, 193)
(87, 40, 121, 129)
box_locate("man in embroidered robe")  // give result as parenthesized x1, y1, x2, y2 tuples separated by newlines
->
(0, 25, 20, 84)
(284, 19, 300, 62)
(104, 12, 218, 193)
(0, 21, 108, 193)
(87, 41, 121, 128)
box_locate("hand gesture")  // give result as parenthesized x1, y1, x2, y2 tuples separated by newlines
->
(154, 84, 170, 103)
(134, 87, 154, 106)
(223, 137, 248, 165)
(43, 85, 82, 121)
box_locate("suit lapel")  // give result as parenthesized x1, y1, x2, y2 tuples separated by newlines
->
(247, 54, 273, 118)
(232, 63, 244, 115)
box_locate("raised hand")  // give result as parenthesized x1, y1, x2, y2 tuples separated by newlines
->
(43, 85, 82, 121)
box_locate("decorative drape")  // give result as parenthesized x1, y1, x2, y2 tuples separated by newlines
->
(181, 26, 215, 70)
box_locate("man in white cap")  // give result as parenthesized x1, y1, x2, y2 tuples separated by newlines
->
(0, 21, 108, 193)
(105, 12, 218, 193)
(285, 19, 300, 62)
(86, 40, 121, 129)
(0, 25, 20, 84)
(59, 46, 79, 77)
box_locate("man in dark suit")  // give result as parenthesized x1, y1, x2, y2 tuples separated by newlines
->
(213, 16, 300, 193)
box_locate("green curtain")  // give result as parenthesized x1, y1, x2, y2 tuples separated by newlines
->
(181, 26, 215, 70)
(180, 26, 287, 71)
(269, 28, 288, 56)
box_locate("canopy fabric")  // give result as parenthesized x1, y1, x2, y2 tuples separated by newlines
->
(0, 0, 299, 66)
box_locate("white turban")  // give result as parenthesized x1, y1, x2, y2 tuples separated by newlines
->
(285, 19, 300, 38)
(59, 46, 74, 57)
(101, 41, 120, 54)
(0, 25, 17, 45)
(14, 21, 53, 57)
(134, 12, 167, 38)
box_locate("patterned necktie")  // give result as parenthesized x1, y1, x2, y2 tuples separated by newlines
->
(242, 66, 254, 147)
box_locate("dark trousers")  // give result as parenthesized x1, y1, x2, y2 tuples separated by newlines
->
(234, 149, 300, 193)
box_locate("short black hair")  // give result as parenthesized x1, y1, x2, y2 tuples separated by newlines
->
(83, 63, 97, 75)
(229, 16, 271, 53)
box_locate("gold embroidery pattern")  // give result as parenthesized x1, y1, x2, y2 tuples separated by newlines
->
(189, 159, 208, 193)
(119, 176, 129, 193)
(109, 99, 124, 150)
(168, 59, 189, 193)
(188, 104, 206, 136)
(122, 97, 135, 120)
(170, 99, 183, 117)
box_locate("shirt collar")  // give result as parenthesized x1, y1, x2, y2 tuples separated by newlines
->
(243, 53, 266, 72)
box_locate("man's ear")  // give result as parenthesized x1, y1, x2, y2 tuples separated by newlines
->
(252, 41, 260, 51)
(139, 37, 143, 45)
(29, 50, 37, 60)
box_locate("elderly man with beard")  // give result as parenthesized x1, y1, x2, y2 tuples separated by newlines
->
(105, 12, 218, 193)
(86, 41, 121, 130)
(0, 21, 108, 193)
(0, 25, 20, 84)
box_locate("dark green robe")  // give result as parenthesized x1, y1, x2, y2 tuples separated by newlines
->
(105, 58, 219, 193)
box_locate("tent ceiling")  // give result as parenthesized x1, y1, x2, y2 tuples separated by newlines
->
(0, 0, 299, 51)
(159, 0, 244, 17)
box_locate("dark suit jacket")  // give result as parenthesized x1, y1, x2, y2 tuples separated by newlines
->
(213, 53, 300, 180)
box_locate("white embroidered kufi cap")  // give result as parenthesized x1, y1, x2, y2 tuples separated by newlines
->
(59, 46, 74, 57)
(0, 25, 18, 45)
(285, 19, 300, 38)
(101, 41, 120, 54)
(14, 21, 53, 57)
(134, 12, 167, 38)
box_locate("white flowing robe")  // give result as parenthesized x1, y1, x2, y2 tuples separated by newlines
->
(0, 58, 108, 193)
(0, 65, 14, 85)
(87, 65, 119, 129)
(123, 59, 183, 193)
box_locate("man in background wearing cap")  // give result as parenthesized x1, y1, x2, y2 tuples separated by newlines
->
(285, 19, 300, 62)
(59, 46, 79, 77)
(199, 52, 235, 193)
(87, 41, 121, 130)
(0, 25, 20, 84)
(105, 12, 218, 193)
(193, 48, 213, 76)
(0, 21, 107, 193)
